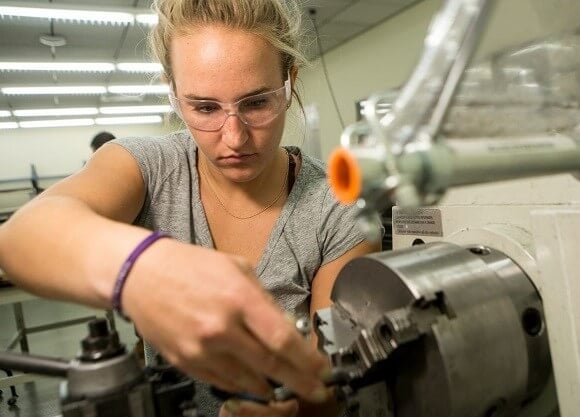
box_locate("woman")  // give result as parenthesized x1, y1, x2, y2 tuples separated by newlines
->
(0, 0, 380, 416)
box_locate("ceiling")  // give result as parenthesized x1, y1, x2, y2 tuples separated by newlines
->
(0, 0, 421, 122)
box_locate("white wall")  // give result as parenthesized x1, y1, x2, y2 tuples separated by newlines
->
(0, 122, 175, 181)
(0, 121, 176, 210)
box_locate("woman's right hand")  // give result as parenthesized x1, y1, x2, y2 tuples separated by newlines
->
(122, 238, 329, 403)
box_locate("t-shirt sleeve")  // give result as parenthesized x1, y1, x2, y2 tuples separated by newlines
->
(111, 136, 168, 192)
(110, 135, 182, 226)
(317, 186, 383, 265)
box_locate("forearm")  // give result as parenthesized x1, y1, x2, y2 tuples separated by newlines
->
(0, 194, 150, 309)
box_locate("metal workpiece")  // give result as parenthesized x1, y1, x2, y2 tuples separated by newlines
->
(445, 136, 580, 186)
(0, 351, 70, 377)
(63, 318, 143, 399)
(61, 363, 198, 417)
(396, 135, 580, 193)
(317, 242, 552, 417)
(79, 318, 125, 362)
(62, 319, 197, 416)
(0, 319, 197, 417)
(64, 353, 144, 400)
(60, 379, 157, 417)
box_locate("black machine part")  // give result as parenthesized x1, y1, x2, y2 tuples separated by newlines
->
(0, 319, 197, 417)
(315, 242, 552, 417)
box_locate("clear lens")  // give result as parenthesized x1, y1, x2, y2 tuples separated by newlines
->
(239, 89, 286, 126)
(176, 84, 288, 131)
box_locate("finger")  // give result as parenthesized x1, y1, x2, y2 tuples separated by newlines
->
(175, 361, 242, 394)
(241, 292, 329, 400)
(216, 323, 325, 400)
(203, 352, 273, 398)
(160, 348, 247, 394)
(227, 256, 328, 399)
(171, 351, 272, 398)
(224, 399, 299, 417)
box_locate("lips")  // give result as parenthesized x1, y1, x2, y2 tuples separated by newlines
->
(218, 153, 257, 164)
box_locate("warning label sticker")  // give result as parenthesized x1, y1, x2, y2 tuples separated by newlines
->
(392, 207, 443, 237)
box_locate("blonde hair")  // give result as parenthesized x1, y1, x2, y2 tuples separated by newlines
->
(150, 0, 308, 87)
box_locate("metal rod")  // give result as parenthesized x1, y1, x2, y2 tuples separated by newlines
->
(426, 0, 494, 141)
(449, 147, 580, 186)
(394, 139, 580, 194)
(24, 315, 97, 335)
(0, 174, 69, 185)
(6, 330, 23, 351)
(12, 302, 29, 353)
(0, 351, 70, 377)
(105, 310, 117, 332)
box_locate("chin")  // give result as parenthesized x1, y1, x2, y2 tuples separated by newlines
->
(221, 166, 261, 183)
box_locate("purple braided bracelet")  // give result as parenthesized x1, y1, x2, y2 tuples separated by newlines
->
(112, 230, 169, 320)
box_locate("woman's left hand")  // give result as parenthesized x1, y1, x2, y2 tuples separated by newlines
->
(218, 399, 299, 417)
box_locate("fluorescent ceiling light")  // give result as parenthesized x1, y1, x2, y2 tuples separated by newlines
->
(0, 62, 115, 72)
(2, 86, 107, 95)
(0, 122, 18, 129)
(14, 107, 99, 117)
(107, 85, 170, 95)
(96, 115, 163, 125)
(0, 6, 134, 25)
(1, 85, 169, 96)
(0, 62, 162, 73)
(99, 105, 171, 115)
(135, 14, 158, 26)
(19, 118, 95, 128)
(116, 62, 163, 73)
(0, 110, 11, 117)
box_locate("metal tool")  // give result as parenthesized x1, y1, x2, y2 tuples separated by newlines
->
(0, 319, 198, 417)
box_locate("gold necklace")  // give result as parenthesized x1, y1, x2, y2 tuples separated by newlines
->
(199, 154, 290, 220)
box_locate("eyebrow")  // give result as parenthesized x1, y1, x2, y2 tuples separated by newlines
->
(183, 86, 271, 102)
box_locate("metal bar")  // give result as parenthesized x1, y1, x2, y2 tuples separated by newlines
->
(0, 174, 69, 185)
(24, 315, 97, 335)
(368, 0, 491, 147)
(106, 310, 117, 332)
(0, 187, 31, 193)
(12, 303, 29, 353)
(0, 351, 69, 377)
(6, 330, 23, 351)
(449, 147, 580, 186)
(426, 0, 494, 140)
(0, 177, 31, 184)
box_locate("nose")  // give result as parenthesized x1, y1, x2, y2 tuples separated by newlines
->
(221, 113, 249, 150)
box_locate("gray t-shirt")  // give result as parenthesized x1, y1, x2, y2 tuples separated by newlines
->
(113, 130, 374, 416)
